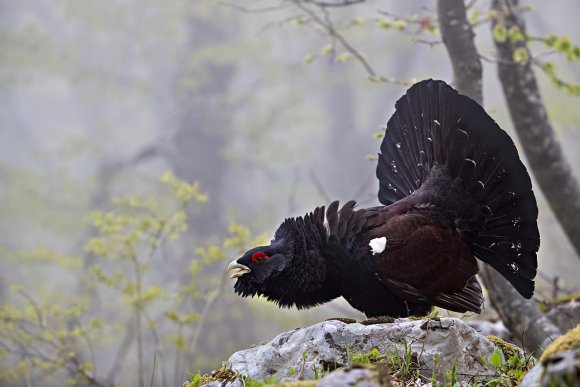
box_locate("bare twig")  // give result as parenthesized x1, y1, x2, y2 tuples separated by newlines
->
(218, 2, 292, 14)
(309, 169, 331, 203)
(413, 38, 443, 48)
(143, 310, 168, 387)
(349, 169, 375, 202)
(292, 0, 377, 78)
(287, 168, 300, 215)
(129, 251, 145, 387)
(188, 272, 229, 358)
(306, 0, 366, 7)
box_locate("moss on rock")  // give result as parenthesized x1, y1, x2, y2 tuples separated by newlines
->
(184, 362, 236, 387)
(539, 292, 580, 312)
(540, 324, 580, 364)
(487, 335, 522, 359)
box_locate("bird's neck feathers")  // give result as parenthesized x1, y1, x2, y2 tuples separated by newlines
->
(273, 208, 328, 260)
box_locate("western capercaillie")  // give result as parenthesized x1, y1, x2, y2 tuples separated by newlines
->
(227, 79, 539, 318)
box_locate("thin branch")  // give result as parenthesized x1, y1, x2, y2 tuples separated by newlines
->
(142, 310, 168, 387)
(188, 272, 228, 357)
(349, 169, 375, 202)
(305, 0, 365, 7)
(292, 0, 377, 77)
(218, 2, 292, 14)
(293, 0, 411, 84)
(287, 168, 300, 216)
(309, 169, 331, 203)
(465, 0, 480, 10)
(479, 53, 516, 65)
(105, 319, 135, 383)
(413, 38, 443, 48)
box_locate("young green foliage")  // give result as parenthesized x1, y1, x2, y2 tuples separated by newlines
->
(0, 171, 265, 386)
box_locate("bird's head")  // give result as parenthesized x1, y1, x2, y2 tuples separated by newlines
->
(227, 243, 293, 300)
(226, 213, 334, 309)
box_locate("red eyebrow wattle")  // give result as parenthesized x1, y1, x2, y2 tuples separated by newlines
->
(251, 252, 268, 262)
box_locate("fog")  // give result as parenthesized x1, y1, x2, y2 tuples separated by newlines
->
(1, 0, 579, 386)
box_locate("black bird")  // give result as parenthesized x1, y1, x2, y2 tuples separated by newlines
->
(227, 79, 539, 318)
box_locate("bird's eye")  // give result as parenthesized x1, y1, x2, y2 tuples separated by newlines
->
(251, 251, 269, 263)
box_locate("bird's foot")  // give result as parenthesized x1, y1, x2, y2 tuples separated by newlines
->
(325, 317, 357, 324)
(360, 316, 396, 325)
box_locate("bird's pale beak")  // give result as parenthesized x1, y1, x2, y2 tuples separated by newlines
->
(227, 261, 251, 278)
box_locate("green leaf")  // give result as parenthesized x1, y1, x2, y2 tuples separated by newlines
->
(544, 34, 558, 47)
(378, 20, 391, 29)
(335, 52, 351, 63)
(555, 36, 572, 52)
(426, 25, 438, 35)
(513, 47, 529, 64)
(303, 54, 315, 65)
(321, 44, 333, 56)
(508, 26, 524, 43)
(491, 348, 503, 368)
(493, 24, 508, 43)
(567, 46, 580, 61)
(352, 17, 365, 26)
(393, 19, 407, 30)
(468, 10, 479, 26)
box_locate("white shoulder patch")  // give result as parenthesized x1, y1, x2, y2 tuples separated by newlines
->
(369, 237, 387, 255)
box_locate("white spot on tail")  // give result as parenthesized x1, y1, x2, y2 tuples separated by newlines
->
(369, 237, 387, 255)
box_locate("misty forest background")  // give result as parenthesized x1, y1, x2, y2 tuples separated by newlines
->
(1, 0, 579, 386)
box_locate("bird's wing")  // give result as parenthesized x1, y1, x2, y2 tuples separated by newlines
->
(366, 213, 483, 313)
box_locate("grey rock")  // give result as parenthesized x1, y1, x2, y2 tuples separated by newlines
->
(546, 301, 580, 332)
(520, 349, 580, 387)
(467, 320, 511, 340)
(317, 367, 379, 387)
(224, 318, 497, 384)
(520, 364, 543, 387)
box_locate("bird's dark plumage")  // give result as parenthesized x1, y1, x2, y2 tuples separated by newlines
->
(227, 79, 539, 318)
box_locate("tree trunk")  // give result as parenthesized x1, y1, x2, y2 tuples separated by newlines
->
(437, 0, 562, 355)
(490, 0, 580, 258)
(437, 0, 483, 103)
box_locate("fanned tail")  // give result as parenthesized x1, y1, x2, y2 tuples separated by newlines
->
(376, 79, 539, 298)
